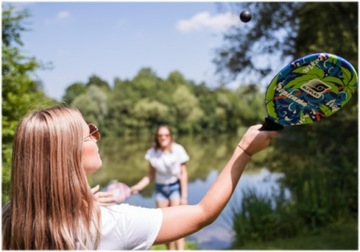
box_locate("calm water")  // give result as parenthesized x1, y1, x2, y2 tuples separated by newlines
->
(89, 134, 290, 249)
(124, 168, 289, 249)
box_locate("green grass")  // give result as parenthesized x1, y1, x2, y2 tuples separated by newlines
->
(150, 220, 357, 250)
(150, 240, 199, 250)
(232, 219, 358, 250)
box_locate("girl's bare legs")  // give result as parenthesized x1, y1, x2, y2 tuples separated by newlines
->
(169, 198, 184, 250)
(157, 200, 176, 250)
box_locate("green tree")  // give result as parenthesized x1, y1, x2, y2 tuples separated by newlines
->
(172, 86, 203, 133)
(105, 78, 142, 136)
(132, 67, 162, 98)
(86, 74, 111, 93)
(62, 82, 86, 104)
(295, 2, 358, 63)
(193, 83, 219, 132)
(2, 4, 55, 201)
(167, 71, 187, 86)
(133, 98, 171, 133)
(71, 85, 108, 127)
(235, 84, 266, 125)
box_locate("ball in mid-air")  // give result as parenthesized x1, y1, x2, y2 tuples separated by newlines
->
(240, 10, 252, 22)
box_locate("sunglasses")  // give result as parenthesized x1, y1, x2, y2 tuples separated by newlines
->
(157, 133, 170, 138)
(84, 123, 100, 142)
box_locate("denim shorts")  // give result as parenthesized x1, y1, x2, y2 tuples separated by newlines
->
(155, 180, 181, 201)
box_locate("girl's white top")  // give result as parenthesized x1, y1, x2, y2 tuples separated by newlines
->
(145, 142, 190, 185)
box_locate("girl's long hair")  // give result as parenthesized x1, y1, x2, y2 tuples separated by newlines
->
(2, 106, 100, 250)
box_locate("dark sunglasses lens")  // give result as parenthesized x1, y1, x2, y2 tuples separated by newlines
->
(158, 134, 170, 137)
(89, 124, 100, 141)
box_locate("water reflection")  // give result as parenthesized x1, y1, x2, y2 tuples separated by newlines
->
(124, 168, 291, 250)
(90, 135, 290, 249)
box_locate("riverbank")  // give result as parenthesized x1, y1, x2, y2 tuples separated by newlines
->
(151, 219, 357, 250)
(231, 218, 357, 250)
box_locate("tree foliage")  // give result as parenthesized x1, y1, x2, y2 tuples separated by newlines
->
(2, 4, 55, 201)
(71, 85, 108, 127)
(62, 82, 87, 105)
(214, 2, 358, 83)
(62, 68, 264, 137)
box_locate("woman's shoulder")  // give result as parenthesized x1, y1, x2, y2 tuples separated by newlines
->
(98, 204, 162, 250)
(171, 142, 186, 151)
(145, 147, 159, 157)
(171, 143, 190, 161)
(100, 203, 130, 216)
(100, 204, 161, 222)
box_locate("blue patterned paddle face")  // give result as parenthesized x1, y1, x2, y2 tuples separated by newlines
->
(261, 53, 358, 130)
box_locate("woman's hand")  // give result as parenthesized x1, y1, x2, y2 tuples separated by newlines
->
(237, 124, 279, 156)
(91, 185, 116, 206)
(130, 185, 142, 195)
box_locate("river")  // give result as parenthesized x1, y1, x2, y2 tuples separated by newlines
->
(123, 168, 290, 249)
(89, 135, 290, 249)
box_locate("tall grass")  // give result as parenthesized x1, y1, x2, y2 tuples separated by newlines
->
(232, 186, 358, 249)
(232, 187, 300, 246)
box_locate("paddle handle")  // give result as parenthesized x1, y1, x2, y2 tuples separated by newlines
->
(260, 117, 284, 131)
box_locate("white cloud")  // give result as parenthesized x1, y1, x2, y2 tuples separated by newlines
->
(57, 11, 70, 19)
(44, 10, 71, 25)
(176, 12, 238, 33)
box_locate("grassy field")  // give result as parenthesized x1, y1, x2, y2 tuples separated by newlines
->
(151, 219, 357, 250)
(232, 219, 358, 250)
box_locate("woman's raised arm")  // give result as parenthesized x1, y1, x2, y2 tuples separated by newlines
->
(154, 124, 278, 244)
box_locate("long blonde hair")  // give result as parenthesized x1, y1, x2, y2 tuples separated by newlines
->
(2, 106, 100, 249)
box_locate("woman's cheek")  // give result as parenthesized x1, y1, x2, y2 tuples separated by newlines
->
(82, 144, 102, 174)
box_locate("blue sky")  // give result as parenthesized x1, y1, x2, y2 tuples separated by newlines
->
(10, 1, 245, 100)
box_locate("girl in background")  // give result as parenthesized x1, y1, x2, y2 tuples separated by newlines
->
(131, 125, 189, 250)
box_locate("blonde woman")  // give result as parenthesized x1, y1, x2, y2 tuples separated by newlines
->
(2, 105, 278, 250)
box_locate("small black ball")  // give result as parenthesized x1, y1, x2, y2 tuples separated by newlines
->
(240, 10, 252, 23)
